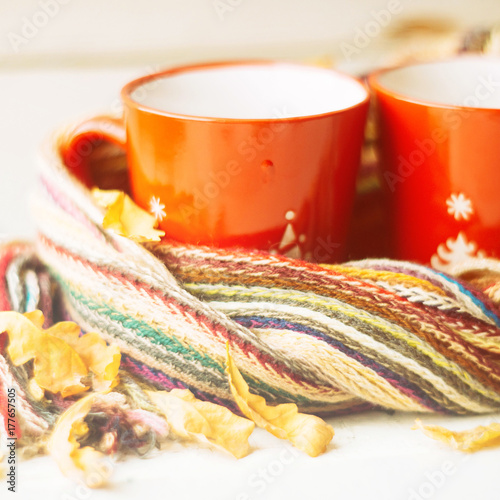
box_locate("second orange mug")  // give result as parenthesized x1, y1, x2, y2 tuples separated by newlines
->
(370, 56, 500, 269)
(64, 61, 369, 262)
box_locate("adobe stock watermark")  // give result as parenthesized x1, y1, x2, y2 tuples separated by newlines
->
(340, 0, 404, 62)
(178, 105, 291, 222)
(109, 63, 164, 116)
(213, 0, 244, 21)
(385, 73, 500, 192)
(177, 159, 243, 222)
(235, 445, 300, 499)
(59, 457, 115, 499)
(309, 236, 341, 263)
(64, 63, 163, 171)
(236, 106, 291, 162)
(7, 0, 73, 53)
(407, 457, 469, 500)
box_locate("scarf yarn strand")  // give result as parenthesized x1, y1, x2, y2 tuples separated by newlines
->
(2, 125, 500, 436)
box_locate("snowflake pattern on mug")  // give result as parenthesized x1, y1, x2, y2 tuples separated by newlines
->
(446, 193, 474, 221)
(149, 195, 166, 222)
(430, 232, 486, 272)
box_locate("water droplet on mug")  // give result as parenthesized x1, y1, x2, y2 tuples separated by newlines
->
(261, 159, 275, 183)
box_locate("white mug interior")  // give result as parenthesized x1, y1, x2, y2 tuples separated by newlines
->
(129, 63, 368, 120)
(375, 57, 500, 109)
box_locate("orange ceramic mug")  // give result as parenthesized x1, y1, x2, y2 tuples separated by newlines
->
(65, 61, 369, 262)
(369, 56, 500, 269)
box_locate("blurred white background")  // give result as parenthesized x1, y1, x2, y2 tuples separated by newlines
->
(1, 0, 500, 68)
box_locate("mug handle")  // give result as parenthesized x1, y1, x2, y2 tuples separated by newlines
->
(60, 115, 127, 190)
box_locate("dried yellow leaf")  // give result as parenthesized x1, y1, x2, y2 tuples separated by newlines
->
(225, 343, 334, 457)
(92, 188, 165, 242)
(46, 322, 121, 392)
(49, 393, 113, 488)
(414, 419, 500, 452)
(0, 311, 88, 397)
(24, 309, 45, 328)
(0, 311, 120, 397)
(146, 388, 254, 459)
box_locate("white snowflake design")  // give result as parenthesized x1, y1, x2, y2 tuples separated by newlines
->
(430, 231, 486, 272)
(446, 193, 474, 221)
(149, 195, 166, 222)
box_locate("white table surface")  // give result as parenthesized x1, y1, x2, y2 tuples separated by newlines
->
(1, 67, 500, 500)
(12, 411, 500, 500)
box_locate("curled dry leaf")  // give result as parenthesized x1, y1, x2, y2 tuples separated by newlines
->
(225, 343, 334, 457)
(92, 188, 165, 242)
(414, 419, 500, 452)
(24, 309, 45, 328)
(49, 393, 113, 488)
(0, 311, 120, 397)
(146, 388, 254, 459)
(0, 311, 88, 397)
(46, 322, 121, 392)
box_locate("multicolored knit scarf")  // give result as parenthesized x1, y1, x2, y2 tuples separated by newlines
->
(1, 123, 500, 469)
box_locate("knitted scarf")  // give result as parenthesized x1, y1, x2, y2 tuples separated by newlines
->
(1, 123, 500, 455)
